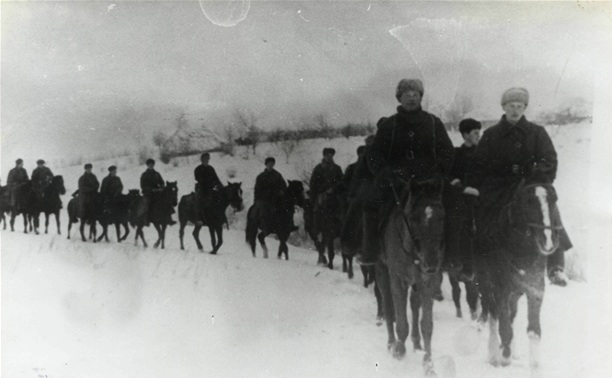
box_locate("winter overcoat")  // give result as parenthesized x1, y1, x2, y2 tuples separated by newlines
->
(194, 165, 222, 193)
(78, 172, 100, 218)
(31, 166, 54, 193)
(309, 161, 343, 197)
(254, 169, 287, 202)
(100, 175, 124, 199)
(140, 169, 164, 196)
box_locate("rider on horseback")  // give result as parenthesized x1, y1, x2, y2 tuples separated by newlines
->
(100, 165, 124, 212)
(77, 164, 100, 219)
(194, 152, 223, 225)
(6, 159, 29, 211)
(444, 118, 482, 280)
(139, 159, 175, 226)
(309, 148, 343, 215)
(31, 159, 54, 202)
(254, 157, 293, 233)
(359, 79, 454, 266)
(471, 87, 572, 287)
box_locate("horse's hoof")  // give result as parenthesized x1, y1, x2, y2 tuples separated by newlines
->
(423, 359, 437, 377)
(456, 309, 463, 318)
(413, 341, 423, 351)
(392, 342, 406, 359)
(376, 316, 384, 327)
(210, 251, 217, 255)
(348, 271, 354, 279)
(327, 263, 333, 270)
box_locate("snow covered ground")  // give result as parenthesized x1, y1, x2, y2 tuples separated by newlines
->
(2, 123, 609, 377)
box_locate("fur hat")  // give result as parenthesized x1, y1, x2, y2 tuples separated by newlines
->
(501, 87, 529, 106)
(108, 165, 117, 172)
(84, 163, 93, 169)
(459, 118, 482, 134)
(322, 148, 336, 156)
(265, 157, 275, 165)
(36, 159, 45, 165)
(146, 158, 155, 166)
(396, 79, 424, 101)
(16, 159, 23, 165)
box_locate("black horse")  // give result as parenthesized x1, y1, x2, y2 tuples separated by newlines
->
(67, 192, 103, 242)
(96, 189, 141, 242)
(41, 175, 66, 235)
(130, 181, 178, 249)
(246, 180, 305, 259)
(10, 181, 41, 234)
(375, 178, 445, 376)
(0, 185, 10, 230)
(178, 182, 244, 253)
(477, 180, 564, 375)
(304, 190, 342, 269)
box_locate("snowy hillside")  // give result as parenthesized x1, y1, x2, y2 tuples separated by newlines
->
(2, 123, 606, 377)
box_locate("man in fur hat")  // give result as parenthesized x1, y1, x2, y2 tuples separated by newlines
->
(6, 159, 29, 211)
(77, 163, 100, 219)
(31, 159, 54, 201)
(471, 87, 572, 286)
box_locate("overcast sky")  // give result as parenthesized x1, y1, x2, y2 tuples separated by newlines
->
(2, 0, 611, 169)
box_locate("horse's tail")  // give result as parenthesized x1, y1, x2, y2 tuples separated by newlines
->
(245, 205, 257, 245)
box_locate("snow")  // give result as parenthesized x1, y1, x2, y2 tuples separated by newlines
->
(2, 123, 609, 377)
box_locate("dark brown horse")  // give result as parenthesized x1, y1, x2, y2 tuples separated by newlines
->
(41, 175, 66, 235)
(96, 189, 140, 242)
(375, 178, 445, 376)
(246, 180, 305, 259)
(10, 181, 41, 234)
(477, 180, 565, 376)
(304, 189, 342, 269)
(67, 192, 102, 242)
(0, 185, 10, 230)
(178, 182, 244, 253)
(130, 182, 178, 249)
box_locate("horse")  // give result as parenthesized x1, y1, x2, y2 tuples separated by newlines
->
(67, 192, 103, 242)
(130, 181, 178, 249)
(246, 180, 305, 259)
(10, 181, 41, 234)
(476, 179, 564, 375)
(304, 189, 342, 269)
(0, 185, 10, 230)
(179, 182, 244, 253)
(41, 175, 66, 235)
(96, 189, 140, 242)
(375, 178, 445, 376)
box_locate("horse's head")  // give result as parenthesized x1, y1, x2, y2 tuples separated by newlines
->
(164, 181, 179, 207)
(403, 178, 445, 274)
(52, 175, 66, 195)
(287, 180, 306, 208)
(510, 182, 561, 256)
(225, 181, 244, 212)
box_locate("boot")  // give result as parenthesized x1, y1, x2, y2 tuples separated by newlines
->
(357, 211, 379, 266)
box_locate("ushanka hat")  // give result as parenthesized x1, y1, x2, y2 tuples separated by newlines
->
(459, 118, 482, 134)
(395, 79, 424, 101)
(501, 87, 529, 106)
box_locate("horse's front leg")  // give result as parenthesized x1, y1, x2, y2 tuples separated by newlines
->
(120, 221, 130, 242)
(449, 273, 463, 318)
(55, 212, 62, 235)
(465, 280, 479, 320)
(527, 277, 545, 377)
(161, 224, 167, 249)
(375, 262, 397, 347)
(326, 235, 335, 270)
(419, 276, 436, 367)
(209, 227, 217, 253)
(389, 273, 409, 359)
(410, 284, 423, 351)
(79, 219, 87, 242)
(91, 221, 98, 243)
(153, 223, 162, 248)
(45, 213, 50, 234)
(211, 226, 222, 254)
(192, 225, 203, 251)
(257, 231, 269, 258)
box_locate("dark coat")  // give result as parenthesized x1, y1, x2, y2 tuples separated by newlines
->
(31, 166, 54, 192)
(471, 115, 571, 253)
(254, 169, 287, 202)
(309, 161, 343, 197)
(100, 175, 123, 198)
(7, 167, 29, 188)
(367, 106, 454, 180)
(470, 115, 557, 192)
(77, 172, 99, 217)
(194, 165, 222, 192)
(140, 169, 164, 196)
(450, 144, 478, 188)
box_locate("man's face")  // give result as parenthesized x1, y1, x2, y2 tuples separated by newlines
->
(17, 162, 23, 169)
(265, 162, 275, 171)
(85, 168, 92, 173)
(147, 163, 155, 170)
(201, 156, 210, 166)
(110, 170, 117, 176)
(503, 101, 526, 123)
(462, 129, 481, 147)
(323, 153, 334, 163)
(399, 90, 422, 112)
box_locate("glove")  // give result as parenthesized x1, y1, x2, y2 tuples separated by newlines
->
(463, 187, 480, 196)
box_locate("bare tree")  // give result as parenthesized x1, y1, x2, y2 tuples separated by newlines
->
(234, 108, 262, 155)
(444, 95, 474, 131)
(313, 113, 336, 139)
